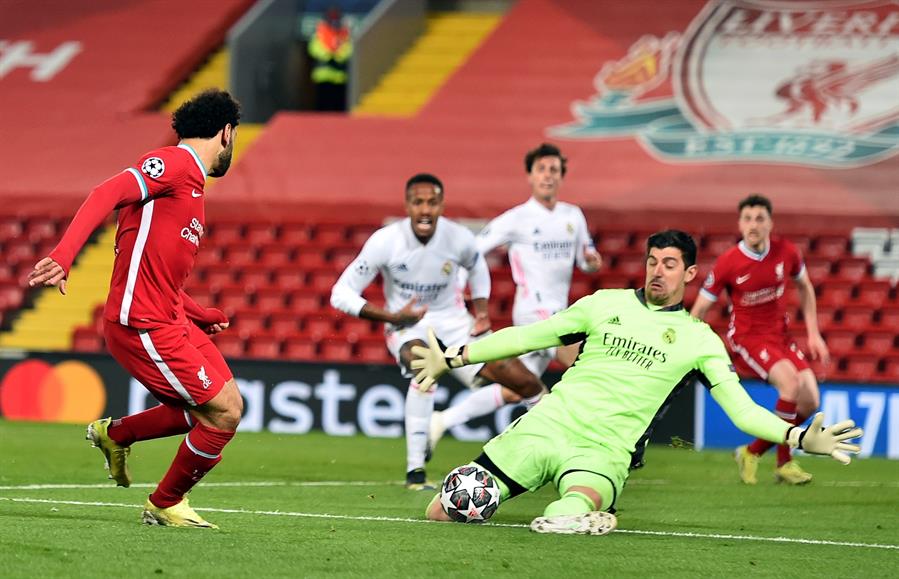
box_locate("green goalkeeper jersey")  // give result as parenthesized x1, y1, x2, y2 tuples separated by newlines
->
(467, 288, 791, 453)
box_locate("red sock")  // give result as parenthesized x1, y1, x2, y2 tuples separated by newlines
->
(107, 404, 193, 446)
(149, 422, 235, 508)
(747, 398, 797, 458)
(774, 399, 799, 467)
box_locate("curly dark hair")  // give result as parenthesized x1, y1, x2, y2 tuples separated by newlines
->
(405, 173, 444, 198)
(524, 143, 567, 176)
(738, 193, 773, 216)
(171, 89, 241, 139)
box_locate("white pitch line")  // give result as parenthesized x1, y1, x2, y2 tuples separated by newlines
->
(2, 496, 897, 551)
(0, 481, 396, 491)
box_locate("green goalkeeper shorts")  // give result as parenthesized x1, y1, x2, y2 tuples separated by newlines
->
(478, 405, 630, 508)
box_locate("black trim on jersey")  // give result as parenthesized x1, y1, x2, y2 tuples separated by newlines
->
(557, 469, 619, 509)
(474, 452, 527, 498)
(559, 331, 587, 345)
(688, 368, 714, 390)
(634, 288, 684, 312)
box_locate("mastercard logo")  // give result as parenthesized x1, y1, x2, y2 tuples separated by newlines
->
(0, 359, 106, 422)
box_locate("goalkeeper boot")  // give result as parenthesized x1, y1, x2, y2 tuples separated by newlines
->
(142, 497, 218, 529)
(405, 468, 436, 491)
(86, 418, 132, 487)
(530, 511, 618, 536)
(775, 460, 813, 485)
(734, 445, 759, 485)
(427, 411, 447, 461)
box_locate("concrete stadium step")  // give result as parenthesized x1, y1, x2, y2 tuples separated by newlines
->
(353, 12, 502, 117)
(0, 228, 115, 351)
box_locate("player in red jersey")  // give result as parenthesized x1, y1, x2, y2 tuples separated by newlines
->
(28, 89, 242, 527)
(691, 194, 831, 485)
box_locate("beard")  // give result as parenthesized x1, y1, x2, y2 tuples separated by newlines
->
(209, 141, 234, 177)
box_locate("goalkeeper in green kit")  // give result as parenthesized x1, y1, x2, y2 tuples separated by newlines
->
(411, 230, 863, 535)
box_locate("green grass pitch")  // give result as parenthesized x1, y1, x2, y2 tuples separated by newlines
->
(1, 419, 896, 578)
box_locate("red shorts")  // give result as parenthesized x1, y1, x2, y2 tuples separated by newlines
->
(726, 333, 809, 381)
(104, 319, 233, 407)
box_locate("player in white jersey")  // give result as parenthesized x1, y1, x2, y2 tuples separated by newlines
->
(330, 174, 545, 490)
(431, 144, 601, 445)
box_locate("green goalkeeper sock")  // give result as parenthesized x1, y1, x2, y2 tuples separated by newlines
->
(543, 491, 595, 517)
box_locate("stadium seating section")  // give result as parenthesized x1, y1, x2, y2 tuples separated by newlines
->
(4, 214, 895, 382)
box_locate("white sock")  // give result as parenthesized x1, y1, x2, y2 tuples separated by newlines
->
(442, 384, 504, 429)
(405, 381, 435, 472)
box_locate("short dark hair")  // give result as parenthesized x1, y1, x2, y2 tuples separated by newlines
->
(525, 143, 567, 176)
(738, 194, 773, 216)
(172, 89, 241, 140)
(646, 230, 697, 267)
(405, 173, 444, 197)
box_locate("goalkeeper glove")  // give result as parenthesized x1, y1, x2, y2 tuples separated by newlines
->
(409, 328, 465, 391)
(785, 412, 863, 465)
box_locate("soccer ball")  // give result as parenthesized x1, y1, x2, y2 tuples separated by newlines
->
(439, 464, 501, 523)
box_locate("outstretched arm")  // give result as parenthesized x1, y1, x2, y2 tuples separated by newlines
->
(28, 171, 145, 294)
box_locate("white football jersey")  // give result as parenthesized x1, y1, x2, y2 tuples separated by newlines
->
(331, 217, 490, 330)
(477, 197, 595, 324)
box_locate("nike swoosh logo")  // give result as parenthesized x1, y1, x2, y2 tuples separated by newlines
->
(736, 274, 751, 284)
(191, 190, 203, 198)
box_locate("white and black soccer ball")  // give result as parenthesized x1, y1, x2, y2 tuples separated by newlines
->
(141, 157, 165, 179)
(439, 464, 501, 523)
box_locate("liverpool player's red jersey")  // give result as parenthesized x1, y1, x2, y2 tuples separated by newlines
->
(50, 144, 208, 329)
(699, 236, 805, 338)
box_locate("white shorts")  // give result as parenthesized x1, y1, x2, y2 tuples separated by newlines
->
(385, 312, 487, 388)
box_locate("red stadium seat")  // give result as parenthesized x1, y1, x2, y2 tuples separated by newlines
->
(0, 218, 22, 240)
(790, 235, 812, 255)
(487, 298, 509, 319)
(273, 269, 306, 291)
(238, 265, 272, 290)
(881, 355, 899, 382)
(817, 280, 854, 308)
(304, 315, 334, 338)
(26, 217, 57, 242)
(213, 334, 245, 358)
(288, 289, 323, 315)
(599, 273, 636, 289)
(246, 335, 281, 359)
(185, 286, 215, 306)
(877, 306, 899, 329)
(356, 335, 390, 363)
(824, 329, 857, 357)
(268, 310, 302, 337)
(844, 354, 879, 382)
(283, 336, 317, 360)
(204, 264, 234, 289)
(72, 327, 104, 352)
(233, 309, 267, 334)
(834, 257, 869, 283)
(860, 332, 895, 356)
(812, 235, 849, 260)
(492, 277, 516, 299)
(348, 224, 379, 247)
(217, 285, 251, 312)
(222, 244, 256, 267)
(320, 337, 354, 361)
(245, 223, 277, 245)
(596, 231, 632, 255)
(836, 306, 872, 332)
(340, 316, 375, 340)
(315, 223, 348, 245)
(279, 222, 313, 246)
(308, 267, 340, 293)
(255, 287, 286, 310)
(296, 251, 328, 270)
(569, 277, 591, 300)
(5, 240, 34, 265)
(853, 280, 891, 309)
(804, 260, 831, 284)
(258, 244, 294, 267)
(209, 222, 244, 245)
(0, 285, 24, 310)
(703, 233, 737, 257)
(329, 245, 359, 271)
(612, 251, 645, 278)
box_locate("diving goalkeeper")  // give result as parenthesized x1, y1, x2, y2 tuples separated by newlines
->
(411, 230, 863, 535)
